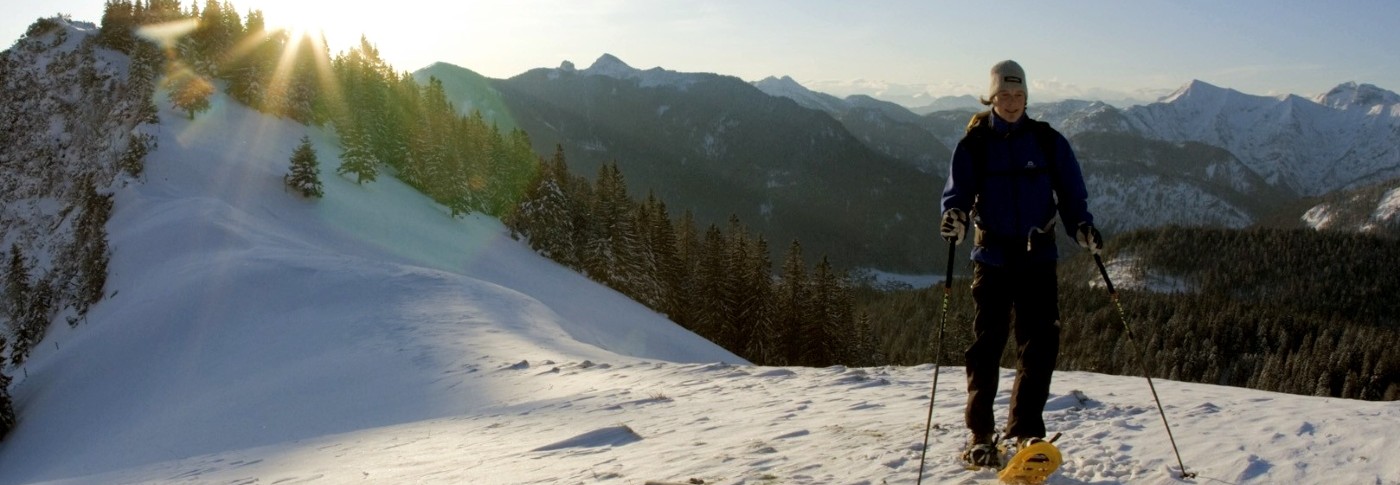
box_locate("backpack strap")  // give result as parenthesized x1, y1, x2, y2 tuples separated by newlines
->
(959, 112, 1066, 246)
(961, 111, 1059, 176)
(1028, 118, 1060, 173)
(963, 111, 993, 182)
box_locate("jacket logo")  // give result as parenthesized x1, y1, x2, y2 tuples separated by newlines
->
(1025, 161, 1036, 169)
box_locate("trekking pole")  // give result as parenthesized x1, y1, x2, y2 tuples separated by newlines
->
(1093, 253, 1196, 479)
(916, 242, 957, 484)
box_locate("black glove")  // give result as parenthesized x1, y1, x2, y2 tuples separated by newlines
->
(940, 208, 968, 245)
(1076, 222, 1103, 254)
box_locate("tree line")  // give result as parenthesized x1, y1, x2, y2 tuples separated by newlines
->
(858, 226, 1400, 401)
(327, 39, 538, 217)
(506, 147, 879, 367)
(99, 0, 543, 216)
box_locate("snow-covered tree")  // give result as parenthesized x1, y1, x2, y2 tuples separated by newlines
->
(69, 175, 113, 317)
(3, 245, 47, 365)
(285, 135, 323, 197)
(4, 245, 31, 336)
(336, 123, 377, 185)
(0, 359, 14, 441)
(509, 146, 576, 265)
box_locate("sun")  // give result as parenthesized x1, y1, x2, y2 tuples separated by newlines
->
(251, 1, 365, 53)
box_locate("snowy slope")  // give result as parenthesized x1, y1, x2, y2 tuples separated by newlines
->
(1, 27, 1399, 485)
(1301, 178, 1400, 237)
(0, 83, 741, 484)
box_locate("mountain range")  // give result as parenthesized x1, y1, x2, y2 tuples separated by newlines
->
(414, 54, 1400, 266)
(420, 55, 942, 270)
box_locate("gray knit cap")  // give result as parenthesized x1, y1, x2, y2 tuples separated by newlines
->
(989, 60, 1027, 99)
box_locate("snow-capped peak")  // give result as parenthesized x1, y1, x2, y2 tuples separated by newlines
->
(584, 53, 636, 77)
(754, 75, 804, 91)
(1159, 79, 1233, 105)
(1314, 81, 1400, 111)
(751, 75, 848, 114)
(573, 53, 701, 90)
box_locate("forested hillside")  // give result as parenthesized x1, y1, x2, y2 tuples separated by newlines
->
(858, 226, 1400, 401)
(506, 148, 878, 367)
(0, 1, 882, 408)
(486, 58, 942, 272)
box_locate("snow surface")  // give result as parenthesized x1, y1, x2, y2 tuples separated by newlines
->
(1087, 257, 1191, 294)
(2, 74, 1399, 485)
(1373, 187, 1400, 224)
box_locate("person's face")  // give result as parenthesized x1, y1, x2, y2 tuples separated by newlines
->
(992, 88, 1027, 122)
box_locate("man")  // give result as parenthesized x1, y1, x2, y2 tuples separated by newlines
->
(939, 60, 1102, 468)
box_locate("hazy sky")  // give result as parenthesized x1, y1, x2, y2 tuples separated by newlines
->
(4, 0, 1398, 106)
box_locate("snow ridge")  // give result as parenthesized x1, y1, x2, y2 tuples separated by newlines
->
(1121, 80, 1400, 196)
(1314, 81, 1400, 111)
(752, 75, 850, 114)
(573, 53, 705, 90)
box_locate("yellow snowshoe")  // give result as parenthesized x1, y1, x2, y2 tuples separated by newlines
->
(997, 438, 1062, 485)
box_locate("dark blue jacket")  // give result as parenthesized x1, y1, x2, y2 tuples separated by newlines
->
(941, 111, 1093, 266)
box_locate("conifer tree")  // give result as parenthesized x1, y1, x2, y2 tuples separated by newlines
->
(4, 245, 36, 364)
(165, 71, 214, 119)
(129, 42, 162, 124)
(5, 245, 31, 332)
(849, 311, 880, 366)
(673, 210, 703, 330)
(336, 123, 377, 185)
(627, 198, 664, 309)
(97, 0, 136, 52)
(644, 193, 683, 319)
(285, 135, 323, 197)
(717, 216, 751, 351)
(740, 235, 776, 363)
(774, 240, 809, 366)
(693, 224, 728, 340)
(806, 256, 845, 366)
(194, 0, 236, 70)
(0, 350, 13, 441)
(582, 163, 661, 306)
(118, 132, 153, 178)
(509, 146, 577, 264)
(71, 176, 113, 316)
(270, 33, 324, 123)
(17, 278, 54, 359)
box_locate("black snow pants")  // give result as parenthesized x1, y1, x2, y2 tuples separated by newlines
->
(964, 258, 1060, 439)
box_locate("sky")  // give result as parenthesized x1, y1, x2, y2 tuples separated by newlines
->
(4, 0, 1399, 106)
(1, 30, 1397, 481)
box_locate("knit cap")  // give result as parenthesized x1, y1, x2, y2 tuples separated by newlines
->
(989, 60, 1026, 99)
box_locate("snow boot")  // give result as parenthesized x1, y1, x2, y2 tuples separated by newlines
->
(959, 433, 1001, 470)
